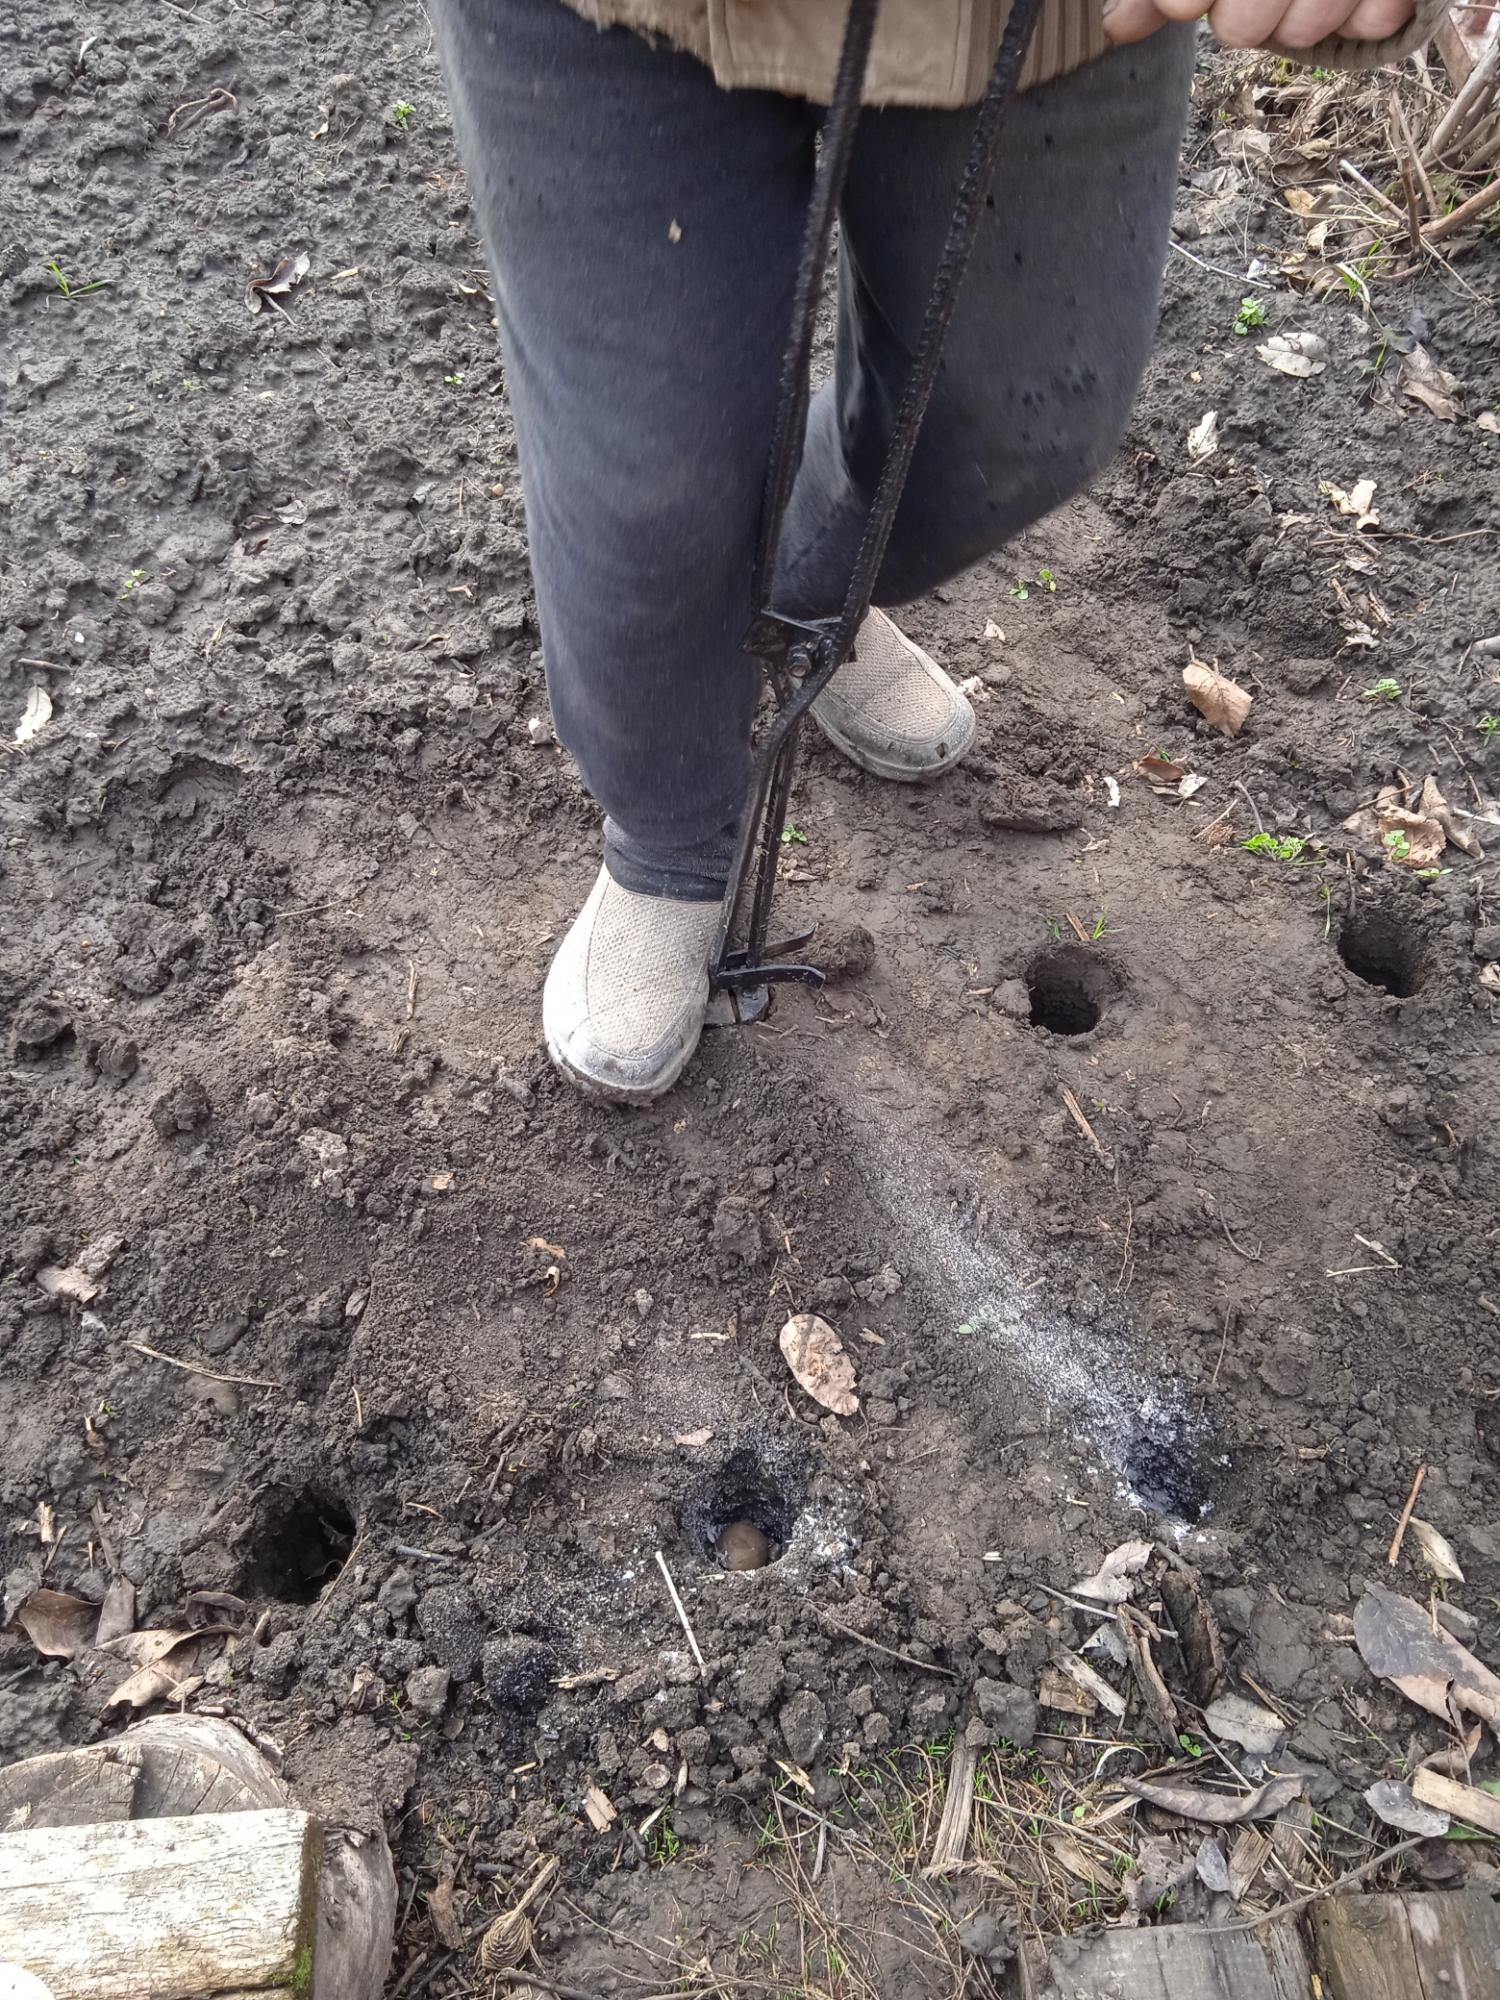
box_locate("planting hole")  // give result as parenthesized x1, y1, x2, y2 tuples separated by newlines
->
(1026, 945, 1115, 1036)
(1338, 913, 1420, 998)
(683, 1444, 804, 1572)
(246, 1485, 356, 1603)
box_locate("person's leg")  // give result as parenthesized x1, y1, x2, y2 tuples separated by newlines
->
(431, 0, 815, 901)
(776, 26, 1197, 618)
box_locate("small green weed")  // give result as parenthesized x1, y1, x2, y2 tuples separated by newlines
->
(1178, 1733, 1205, 1759)
(650, 1814, 681, 1865)
(1478, 714, 1498, 739)
(1233, 295, 1266, 336)
(443, 371, 464, 387)
(119, 568, 147, 598)
(1037, 566, 1058, 593)
(1383, 828, 1411, 863)
(780, 821, 808, 846)
(392, 99, 415, 127)
(1361, 677, 1402, 702)
(1090, 911, 1110, 942)
(1242, 831, 1308, 864)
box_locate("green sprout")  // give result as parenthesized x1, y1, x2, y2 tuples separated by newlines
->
(780, 821, 808, 846)
(443, 371, 464, 386)
(1010, 578, 1030, 601)
(1383, 828, 1411, 862)
(1477, 714, 1498, 739)
(650, 1814, 681, 1865)
(392, 99, 415, 127)
(1233, 296, 1267, 336)
(1090, 911, 1110, 942)
(1361, 677, 1402, 702)
(1038, 566, 1058, 593)
(119, 568, 147, 598)
(1178, 1733, 1205, 1759)
(48, 258, 109, 299)
(1242, 831, 1308, 864)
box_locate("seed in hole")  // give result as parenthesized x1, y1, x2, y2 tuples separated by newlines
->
(1338, 912, 1420, 997)
(716, 1521, 771, 1571)
(245, 1485, 356, 1604)
(682, 1443, 803, 1570)
(1025, 944, 1117, 1036)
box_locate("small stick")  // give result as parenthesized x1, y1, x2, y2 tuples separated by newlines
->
(654, 1550, 705, 1673)
(806, 1599, 959, 1678)
(505, 1974, 609, 2000)
(1427, 171, 1500, 241)
(1226, 1833, 1427, 1931)
(1388, 1465, 1427, 1565)
(1232, 780, 1264, 835)
(130, 1341, 277, 1389)
(405, 959, 418, 1021)
(1060, 1086, 1104, 1159)
(1064, 909, 1091, 944)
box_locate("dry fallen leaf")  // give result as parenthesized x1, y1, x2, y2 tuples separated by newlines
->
(1186, 410, 1219, 462)
(1122, 1774, 1304, 1826)
(104, 1654, 204, 1713)
(98, 1626, 199, 1667)
(1481, 962, 1500, 998)
(526, 1236, 566, 1259)
(1135, 755, 1185, 786)
(983, 619, 1006, 642)
(1376, 805, 1446, 871)
(778, 1313, 859, 1417)
(672, 1428, 713, 1449)
(1184, 657, 1253, 736)
(1204, 1691, 1285, 1757)
(1478, 411, 1499, 435)
(1257, 331, 1328, 378)
(1400, 344, 1462, 424)
(1283, 188, 1319, 216)
(95, 1575, 137, 1645)
(582, 1784, 617, 1831)
(10, 1587, 97, 1659)
(1319, 477, 1379, 528)
(1363, 1778, 1450, 1837)
(1074, 1538, 1153, 1605)
(35, 1263, 101, 1304)
(245, 250, 311, 315)
(1409, 1517, 1465, 1585)
(1417, 774, 1482, 860)
(1354, 1582, 1500, 1729)
(14, 685, 52, 747)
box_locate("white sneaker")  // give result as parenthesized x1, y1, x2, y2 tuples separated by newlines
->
(812, 607, 976, 781)
(543, 866, 718, 1103)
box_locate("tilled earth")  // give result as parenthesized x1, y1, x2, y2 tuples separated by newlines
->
(2, 4, 1499, 1994)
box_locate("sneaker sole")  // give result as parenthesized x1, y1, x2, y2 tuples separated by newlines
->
(544, 1014, 705, 1107)
(812, 697, 977, 783)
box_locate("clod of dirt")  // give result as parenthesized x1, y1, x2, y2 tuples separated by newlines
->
(778, 1688, 828, 1767)
(817, 922, 874, 983)
(483, 1634, 554, 1713)
(10, 999, 72, 1060)
(405, 1666, 451, 1717)
(1338, 911, 1422, 997)
(149, 1075, 212, 1138)
(979, 784, 1080, 833)
(415, 1583, 487, 1676)
(711, 1197, 762, 1265)
(1024, 945, 1118, 1037)
(715, 1522, 770, 1572)
(88, 1031, 140, 1081)
(975, 1679, 1038, 1748)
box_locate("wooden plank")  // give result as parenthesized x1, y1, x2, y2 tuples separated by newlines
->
(0, 1808, 319, 2000)
(1435, 5, 1498, 89)
(1313, 1892, 1500, 2000)
(1043, 1920, 1312, 1998)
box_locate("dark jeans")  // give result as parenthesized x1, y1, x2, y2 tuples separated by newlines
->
(431, 0, 1194, 897)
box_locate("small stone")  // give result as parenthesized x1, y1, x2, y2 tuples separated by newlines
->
(778, 1689, 828, 1768)
(149, 1075, 211, 1138)
(92, 1033, 139, 1081)
(633, 1288, 653, 1318)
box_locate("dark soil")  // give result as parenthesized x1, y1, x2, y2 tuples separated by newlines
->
(2, 6, 1498, 1994)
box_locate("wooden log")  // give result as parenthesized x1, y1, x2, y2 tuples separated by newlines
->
(1312, 1890, 1500, 2000)
(0, 1808, 319, 2000)
(0, 1718, 395, 2000)
(1041, 1920, 1312, 1998)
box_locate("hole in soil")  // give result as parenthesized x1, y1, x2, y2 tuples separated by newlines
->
(682, 1445, 805, 1572)
(245, 1486, 356, 1603)
(1025, 945, 1116, 1036)
(1338, 913, 1421, 997)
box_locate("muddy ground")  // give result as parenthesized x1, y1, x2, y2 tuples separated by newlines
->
(3, 4, 1499, 1995)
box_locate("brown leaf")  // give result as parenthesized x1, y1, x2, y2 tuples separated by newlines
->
(1256, 331, 1328, 378)
(1400, 344, 1462, 423)
(778, 1313, 859, 1417)
(1184, 658, 1253, 736)
(1123, 1774, 1305, 1826)
(1375, 805, 1446, 870)
(1354, 1582, 1500, 1729)
(95, 1575, 137, 1645)
(1160, 1563, 1227, 1708)
(1135, 755, 1186, 786)
(14, 685, 52, 746)
(1074, 1538, 1153, 1604)
(98, 1626, 199, 1666)
(104, 1645, 203, 1712)
(1418, 775, 1482, 860)
(35, 1263, 101, 1304)
(525, 1236, 566, 1259)
(245, 250, 310, 315)
(1409, 1517, 1465, 1584)
(10, 1587, 98, 1659)
(672, 1428, 714, 1449)
(427, 1871, 465, 1952)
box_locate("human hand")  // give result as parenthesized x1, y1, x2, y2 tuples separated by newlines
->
(1102, 0, 1416, 51)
